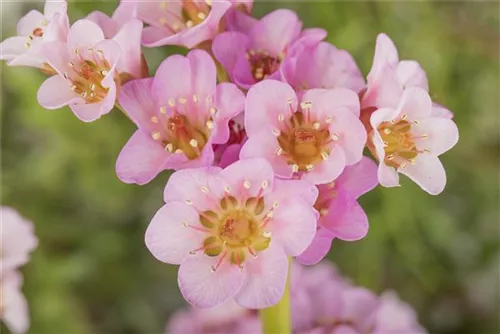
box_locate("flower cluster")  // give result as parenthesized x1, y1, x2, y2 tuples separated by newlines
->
(166, 261, 427, 334)
(1, 0, 459, 315)
(0, 207, 38, 334)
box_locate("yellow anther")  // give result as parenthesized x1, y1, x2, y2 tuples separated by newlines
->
(152, 132, 161, 140)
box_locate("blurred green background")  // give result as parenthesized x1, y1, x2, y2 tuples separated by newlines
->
(1, 1, 499, 333)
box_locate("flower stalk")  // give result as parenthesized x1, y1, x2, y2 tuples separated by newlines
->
(259, 258, 292, 334)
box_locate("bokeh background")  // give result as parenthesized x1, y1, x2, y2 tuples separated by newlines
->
(1, 1, 499, 333)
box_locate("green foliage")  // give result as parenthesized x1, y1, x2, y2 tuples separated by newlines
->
(1, 1, 499, 333)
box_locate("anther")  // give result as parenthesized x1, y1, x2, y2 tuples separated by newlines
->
(159, 18, 167, 25)
(68, 62, 75, 67)
(312, 122, 320, 130)
(325, 117, 333, 124)
(206, 120, 214, 129)
(168, 98, 175, 107)
(278, 113, 285, 121)
(272, 129, 281, 136)
(193, 95, 199, 103)
(172, 23, 181, 31)
(275, 147, 283, 156)
(74, 48, 80, 55)
(224, 185, 231, 193)
(186, 20, 194, 28)
(151, 116, 159, 123)
(332, 133, 340, 141)
(321, 152, 329, 160)
(291, 164, 299, 173)
(387, 154, 394, 160)
(100, 69, 108, 76)
(152, 132, 161, 140)
(89, 83, 95, 91)
(401, 114, 407, 120)
(287, 98, 294, 104)
(24, 42, 31, 49)
(186, 199, 193, 205)
(189, 139, 198, 147)
(400, 162, 408, 169)
(413, 120, 420, 125)
(384, 128, 391, 135)
(201, 186, 209, 193)
(81, 91, 88, 98)
(261, 180, 269, 189)
(175, 149, 183, 154)
(165, 143, 173, 152)
(160, 107, 167, 114)
(209, 107, 217, 115)
(262, 231, 272, 238)
(159, 1, 167, 9)
(197, 12, 207, 20)
(70, 85, 77, 91)
(243, 181, 251, 189)
(272, 201, 279, 208)
(306, 164, 314, 171)
(178, 96, 187, 104)
(320, 209, 328, 216)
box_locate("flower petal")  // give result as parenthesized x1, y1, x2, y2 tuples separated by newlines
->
(189, 49, 216, 98)
(67, 19, 105, 52)
(86, 11, 118, 38)
(163, 167, 222, 212)
(301, 88, 360, 118)
(377, 163, 400, 188)
(396, 60, 429, 91)
(116, 129, 169, 184)
(70, 82, 116, 122)
(296, 227, 334, 265)
(335, 157, 378, 199)
(267, 197, 317, 257)
(367, 33, 399, 83)
(179, 254, 246, 308)
(145, 202, 202, 265)
(245, 80, 297, 136)
(398, 153, 446, 195)
(44, 0, 67, 18)
(234, 243, 288, 309)
(412, 118, 459, 156)
(118, 78, 155, 128)
(398, 87, 432, 121)
(212, 31, 250, 76)
(112, 19, 143, 77)
(270, 178, 319, 207)
(212, 83, 245, 144)
(152, 54, 191, 106)
(37, 74, 81, 109)
(362, 65, 403, 110)
(39, 41, 70, 75)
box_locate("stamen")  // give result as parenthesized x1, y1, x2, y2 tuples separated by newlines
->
(243, 181, 251, 189)
(384, 128, 391, 135)
(178, 96, 187, 104)
(201, 186, 209, 193)
(287, 98, 294, 104)
(189, 139, 198, 147)
(401, 114, 407, 120)
(291, 164, 299, 173)
(151, 116, 159, 123)
(193, 95, 199, 103)
(306, 164, 314, 171)
(165, 143, 173, 152)
(278, 113, 285, 121)
(168, 98, 175, 107)
(159, 1, 167, 9)
(321, 152, 329, 160)
(320, 209, 328, 216)
(197, 12, 207, 20)
(175, 149, 183, 154)
(160, 107, 167, 114)
(206, 120, 214, 129)
(325, 117, 333, 124)
(211, 252, 227, 272)
(275, 147, 283, 156)
(209, 107, 217, 115)
(248, 247, 257, 258)
(185, 199, 193, 205)
(312, 122, 320, 130)
(332, 133, 340, 141)
(224, 185, 231, 193)
(272, 129, 281, 136)
(261, 180, 269, 189)
(152, 132, 161, 140)
(186, 20, 194, 28)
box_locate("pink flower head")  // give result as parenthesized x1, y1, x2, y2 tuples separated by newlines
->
(0, 207, 38, 276)
(362, 33, 453, 119)
(116, 50, 245, 185)
(138, 0, 232, 48)
(373, 292, 427, 334)
(0, 272, 30, 334)
(212, 9, 327, 89)
(241, 80, 366, 185)
(0, 0, 69, 70)
(166, 300, 260, 334)
(282, 41, 365, 94)
(36, 18, 144, 122)
(297, 157, 378, 265)
(369, 87, 458, 195)
(145, 158, 318, 308)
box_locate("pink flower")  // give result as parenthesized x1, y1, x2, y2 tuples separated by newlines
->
(145, 158, 318, 308)
(0, 207, 38, 276)
(116, 50, 245, 184)
(137, 0, 232, 48)
(240, 80, 366, 185)
(0, 0, 69, 70)
(36, 18, 144, 122)
(297, 157, 378, 265)
(0, 272, 30, 334)
(281, 41, 365, 94)
(369, 87, 458, 195)
(212, 9, 326, 89)
(362, 33, 453, 119)
(166, 300, 260, 334)
(373, 292, 427, 334)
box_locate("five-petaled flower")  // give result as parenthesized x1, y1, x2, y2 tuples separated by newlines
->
(116, 49, 245, 184)
(145, 158, 318, 308)
(212, 9, 326, 89)
(241, 80, 366, 185)
(0, 0, 69, 71)
(36, 19, 144, 122)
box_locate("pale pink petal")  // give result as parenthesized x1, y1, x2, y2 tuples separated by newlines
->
(271, 178, 319, 206)
(37, 75, 81, 109)
(93, 40, 121, 86)
(163, 143, 216, 171)
(249, 9, 300, 56)
(0, 37, 41, 66)
(301, 88, 360, 118)
(239, 130, 294, 179)
(86, 11, 118, 38)
(112, 1, 138, 26)
(341, 287, 379, 331)
(152, 55, 191, 105)
(321, 191, 369, 241)
(398, 153, 446, 195)
(377, 163, 400, 188)
(398, 87, 432, 121)
(70, 82, 116, 122)
(267, 197, 317, 256)
(301, 145, 346, 185)
(112, 19, 143, 77)
(245, 80, 298, 136)
(412, 118, 459, 156)
(368, 33, 399, 82)
(44, 0, 67, 18)
(396, 60, 428, 91)
(370, 107, 401, 129)
(296, 227, 334, 265)
(224, 9, 258, 34)
(141, 26, 176, 47)
(431, 103, 454, 119)
(118, 78, 155, 128)
(43, 12, 69, 42)
(336, 156, 378, 199)
(145, 202, 202, 265)
(189, 49, 216, 98)
(212, 83, 245, 144)
(67, 19, 105, 52)
(332, 325, 359, 334)
(1, 272, 29, 334)
(211, 158, 274, 199)
(218, 144, 242, 168)
(179, 254, 246, 308)
(212, 31, 250, 76)
(362, 66, 403, 110)
(327, 110, 366, 165)
(163, 167, 222, 211)
(232, 53, 258, 89)
(38, 41, 70, 75)
(234, 243, 288, 308)
(116, 130, 169, 184)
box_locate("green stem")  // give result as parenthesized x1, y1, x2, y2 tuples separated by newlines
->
(259, 258, 292, 334)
